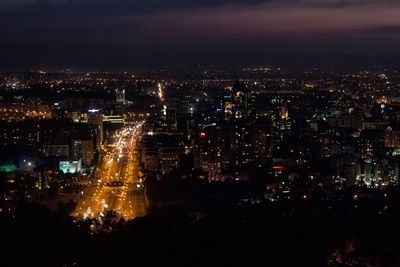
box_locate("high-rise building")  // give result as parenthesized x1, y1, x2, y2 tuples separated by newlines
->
(42, 130, 70, 158)
(177, 99, 190, 115)
(166, 107, 177, 131)
(87, 109, 103, 150)
(115, 88, 125, 104)
(384, 126, 400, 148)
(223, 81, 254, 122)
(193, 126, 224, 176)
(252, 121, 273, 164)
(159, 147, 181, 174)
(227, 123, 253, 167)
(272, 100, 292, 140)
(143, 151, 159, 172)
(232, 80, 252, 120)
(71, 139, 94, 166)
(228, 82, 254, 168)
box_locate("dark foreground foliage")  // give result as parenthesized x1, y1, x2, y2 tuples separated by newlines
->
(2, 191, 400, 267)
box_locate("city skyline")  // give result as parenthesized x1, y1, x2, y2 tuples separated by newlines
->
(3, 2, 400, 267)
(2, 66, 400, 266)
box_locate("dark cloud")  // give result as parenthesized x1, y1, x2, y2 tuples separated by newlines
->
(357, 25, 400, 35)
(3, 0, 399, 18)
(1, 0, 400, 70)
(5, 0, 268, 17)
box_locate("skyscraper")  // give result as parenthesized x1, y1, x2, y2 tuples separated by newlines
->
(222, 81, 255, 169)
(87, 109, 103, 150)
(115, 88, 125, 104)
(166, 107, 177, 131)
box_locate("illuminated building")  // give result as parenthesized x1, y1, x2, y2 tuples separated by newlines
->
(103, 115, 124, 124)
(87, 109, 103, 149)
(72, 139, 94, 166)
(59, 159, 82, 174)
(193, 127, 224, 176)
(42, 130, 70, 158)
(143, 151, 159, 172)
(233, 80, 253, 119)
(159, 147, 181, 174)
(115, 88, 126, 104)
(384, 126, 400, 148)
(166, 107, 177, 131)
(252, 122, 273, 164)
(0, 164, 17, 173)
(177, 100, 190, 115)
(272, 100, 292, 138)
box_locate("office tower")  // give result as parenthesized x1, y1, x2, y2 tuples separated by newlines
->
(159, 147, 181, 174)
(87, 109, 103, 150)
(71, 139, 94, 166)
(166, 107, 177, 131)
(115, 88, 125, 104)
(233, 80, 252, 120)
(193, 126, 224, 176)
(252, 121, 273, 164)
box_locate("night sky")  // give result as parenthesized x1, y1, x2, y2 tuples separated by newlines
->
(1, 0, 400, 70)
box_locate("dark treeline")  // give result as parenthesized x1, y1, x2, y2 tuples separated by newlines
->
(2, 187, 400, 267)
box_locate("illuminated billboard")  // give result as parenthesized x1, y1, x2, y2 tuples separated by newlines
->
(59, 159, 82, 173)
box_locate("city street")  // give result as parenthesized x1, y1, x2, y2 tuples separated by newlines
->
(73, 122, 147, 221)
